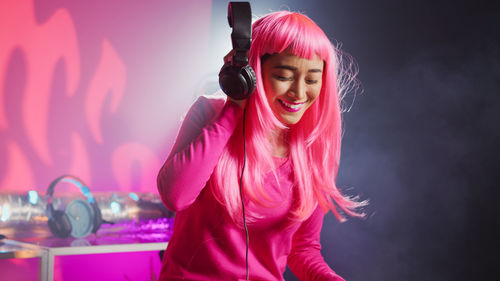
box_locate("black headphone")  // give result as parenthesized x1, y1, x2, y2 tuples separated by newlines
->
(218, 2, 256, 100)
(46, 175, 103, 238)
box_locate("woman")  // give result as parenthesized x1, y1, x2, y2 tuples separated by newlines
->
(157, 11, 366, 281)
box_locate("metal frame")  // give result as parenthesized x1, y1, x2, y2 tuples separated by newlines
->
(2, 239, 167, 281)
(38, 242, 168, 281)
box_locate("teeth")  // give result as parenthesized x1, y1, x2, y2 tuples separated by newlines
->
(279, 100, 303, 110)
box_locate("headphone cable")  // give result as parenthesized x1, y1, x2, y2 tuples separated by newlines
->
(239, 106, 250, 281)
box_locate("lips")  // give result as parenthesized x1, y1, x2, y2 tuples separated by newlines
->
(278, 99, 305, 112)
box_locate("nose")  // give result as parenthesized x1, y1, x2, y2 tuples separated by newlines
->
(288, 79, 306, 100)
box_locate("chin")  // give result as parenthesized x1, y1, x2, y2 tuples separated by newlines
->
(278, 114, 303, 125)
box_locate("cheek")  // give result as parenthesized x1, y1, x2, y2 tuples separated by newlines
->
(308, 84, 322, 103)
(263, 81, 274, 104)
(262, 72, 275, 101)
(264, 80, 284, 102)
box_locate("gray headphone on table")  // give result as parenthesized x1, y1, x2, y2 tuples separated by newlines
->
(46, 175, 103, 238)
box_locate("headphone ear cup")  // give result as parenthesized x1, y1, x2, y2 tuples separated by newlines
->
(241, 64, 256, 96)
(91, 203, 102, 234)
(48, 210, 72, 238)
(219, 63, 243, 99)
(219, 63, 256, 100)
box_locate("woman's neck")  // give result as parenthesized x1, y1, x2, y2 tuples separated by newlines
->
(269, 129, 289, 158)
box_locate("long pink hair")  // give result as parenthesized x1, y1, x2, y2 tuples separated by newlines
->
(210, 11, 366, 225)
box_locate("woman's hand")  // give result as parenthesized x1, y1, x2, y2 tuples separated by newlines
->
(223, 49, 236, 65)
(228, 97, 247, 109)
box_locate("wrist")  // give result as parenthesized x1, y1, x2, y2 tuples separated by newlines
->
(228, 97, 247, 109)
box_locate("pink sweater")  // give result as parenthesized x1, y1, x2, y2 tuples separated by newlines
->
(157, 96, 344, 281)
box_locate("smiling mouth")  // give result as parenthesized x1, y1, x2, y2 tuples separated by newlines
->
(278, 99, 305, 112)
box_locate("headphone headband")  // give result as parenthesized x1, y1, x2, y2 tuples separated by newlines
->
(228, 2, 252, 66)
(46, 175, 103, 238)
(46, 175, 95, 204)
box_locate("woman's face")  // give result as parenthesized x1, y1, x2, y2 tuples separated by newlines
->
(261, 52, 324, 125)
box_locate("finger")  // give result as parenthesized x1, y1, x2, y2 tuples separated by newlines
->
(223, 49, 236, 64)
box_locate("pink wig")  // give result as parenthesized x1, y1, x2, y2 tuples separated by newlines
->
(210, 11, 366, 225)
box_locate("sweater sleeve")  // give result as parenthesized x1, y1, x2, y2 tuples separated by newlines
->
(157, 96, 243, 211)
(287, 206, 345, 281)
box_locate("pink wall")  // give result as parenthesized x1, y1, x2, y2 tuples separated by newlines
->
(0, 0, 212, 193)
(1, 0, 212, 279)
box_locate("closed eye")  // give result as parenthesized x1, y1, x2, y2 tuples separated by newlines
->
(273, 75, 293, 81)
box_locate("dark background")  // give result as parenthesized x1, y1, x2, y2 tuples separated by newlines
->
(209, 1, 499, 280)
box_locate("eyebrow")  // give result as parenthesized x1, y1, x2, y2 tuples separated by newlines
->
(273, 65, 323, 73)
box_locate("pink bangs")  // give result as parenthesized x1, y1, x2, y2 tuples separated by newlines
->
(250, 11, 332, 64)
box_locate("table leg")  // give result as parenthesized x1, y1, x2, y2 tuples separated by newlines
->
(39, 249, 54, 281)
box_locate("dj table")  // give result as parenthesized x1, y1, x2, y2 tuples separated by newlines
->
(0, 218, 172, 281)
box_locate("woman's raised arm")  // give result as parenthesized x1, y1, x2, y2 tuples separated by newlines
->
(157, 96, 243, 211)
